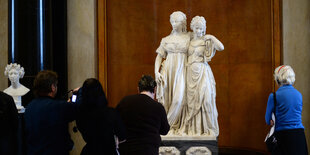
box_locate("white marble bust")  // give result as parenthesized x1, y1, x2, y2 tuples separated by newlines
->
(3, 63, 30, 113)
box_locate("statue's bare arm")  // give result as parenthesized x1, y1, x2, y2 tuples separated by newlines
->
(205, 35, 224, 51)
(155, 54, 163, 83)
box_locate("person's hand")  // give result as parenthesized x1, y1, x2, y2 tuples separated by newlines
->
(72, 87, 80, 93)
(270, 120, 274, 126)
(155, 72, 163, 84)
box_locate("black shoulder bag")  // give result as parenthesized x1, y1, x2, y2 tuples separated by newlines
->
(265, 92, 278, 152)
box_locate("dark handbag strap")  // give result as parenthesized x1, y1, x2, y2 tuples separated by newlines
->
(273, 92, 277, 119)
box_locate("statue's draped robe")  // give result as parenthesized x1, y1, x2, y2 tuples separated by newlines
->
(182, 38, 219, 136)
(156, 33, 190, 132)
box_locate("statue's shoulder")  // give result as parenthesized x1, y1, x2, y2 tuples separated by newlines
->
(203, 34, 215, 41)
(161, 35, 171, 43)
(163, 32, 191, 43)
(3, 87, 13, 95)
(190, 39, 206, 47)
(20, 85, 30, 94)
(3, 85, 29, 96)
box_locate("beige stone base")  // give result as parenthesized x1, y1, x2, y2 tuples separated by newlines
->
(161, 135, 217, 141)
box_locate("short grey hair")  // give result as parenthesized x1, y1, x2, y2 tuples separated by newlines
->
(4, 63, 25, 78)
(274, 65, 295, 86)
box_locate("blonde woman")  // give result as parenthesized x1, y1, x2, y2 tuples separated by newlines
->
(265, 65, 308, 154)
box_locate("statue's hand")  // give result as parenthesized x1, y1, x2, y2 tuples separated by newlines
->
(204, 58, 211, 63)
(155, 72, 163, 84)
(204, 34, 214, 41)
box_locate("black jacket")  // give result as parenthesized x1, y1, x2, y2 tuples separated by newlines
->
(116, 94, 170, 155)
(0, 91, 18, 155)
(77, 105, 126, 155)
(24, 96, 77, 155)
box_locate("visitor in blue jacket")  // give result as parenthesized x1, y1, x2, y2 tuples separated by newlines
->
(265, 65, 308, 155)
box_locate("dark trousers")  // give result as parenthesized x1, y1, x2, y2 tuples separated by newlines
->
(275, 128, 308, 155)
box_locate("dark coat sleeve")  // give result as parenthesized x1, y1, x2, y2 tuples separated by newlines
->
(61, 101, 78, 123)
(0, 92, 19, 155)
(159, 104, 170, 135)
(0, 92, 19, 132)
(114, 110, 127, 141)
(7, 95, 18, 132)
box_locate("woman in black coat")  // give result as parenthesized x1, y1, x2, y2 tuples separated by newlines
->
(76, 78, 126, 155)
(0, 91, 18, 155)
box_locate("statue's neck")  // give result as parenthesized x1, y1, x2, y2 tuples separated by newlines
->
(193, 34, 203, 40)
(171, 29, 184, 35)
(11, 81, 21, 89)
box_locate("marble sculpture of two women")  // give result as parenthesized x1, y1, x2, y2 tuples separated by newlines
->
(155, 11, 224, 137)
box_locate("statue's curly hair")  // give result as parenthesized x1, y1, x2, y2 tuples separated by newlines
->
(190, 16, 206, 36)
(4, 63, 25, 78)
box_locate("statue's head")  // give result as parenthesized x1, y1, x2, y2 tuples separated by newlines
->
(170, 11, 187, 33)
(190, 16, 206, 37)
(4, 63, 25, 83)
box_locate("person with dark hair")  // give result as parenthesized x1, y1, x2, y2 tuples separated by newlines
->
(24, 70, 77, 155)
(76, 78, 126, 155)
(116, 75, 170, 155)
(0, 91, 18, 155)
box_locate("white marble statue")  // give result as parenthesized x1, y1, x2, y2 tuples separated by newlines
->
(182, 16, 224, 136)
(3, 63, 30, 113)
(154, 11, 190, 134)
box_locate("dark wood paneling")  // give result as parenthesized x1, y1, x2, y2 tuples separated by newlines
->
(98, 0, 281, 152)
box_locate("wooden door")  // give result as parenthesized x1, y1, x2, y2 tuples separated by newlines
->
(98, 0, 281, 152)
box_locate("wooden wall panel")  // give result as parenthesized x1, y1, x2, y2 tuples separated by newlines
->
(98, 0, 281, 152)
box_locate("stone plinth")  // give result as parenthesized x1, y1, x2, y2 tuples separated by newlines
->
(160, 136, 218, 155)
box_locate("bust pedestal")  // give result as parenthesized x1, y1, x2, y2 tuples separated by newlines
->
(160, 136, 218, 155)
(12, 96, 25, 113)
(3, 85, 29, 113)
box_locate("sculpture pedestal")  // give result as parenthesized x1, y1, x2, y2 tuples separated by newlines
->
(17, 113, 26, 155)
(160, 136, 218, 155)
(17, 107, 25, 113)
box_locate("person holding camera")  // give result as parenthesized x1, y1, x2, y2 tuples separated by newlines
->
(24, 70, 77, 155)
(76, 78, 126, 155)
(265, 65, 308, 155)
(116, 75, 170, 155)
